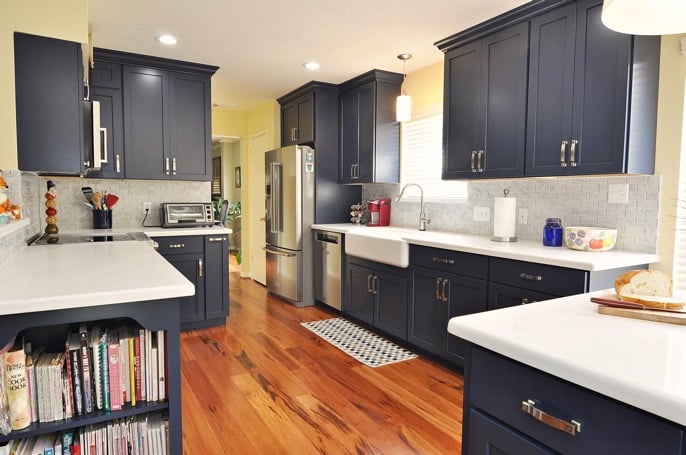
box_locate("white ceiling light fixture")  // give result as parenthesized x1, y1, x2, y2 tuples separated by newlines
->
(303, 61, 320, 71)
(396, 53, 412, 123)
(601, 0, 686, 35)
(155, 34, 179, 45)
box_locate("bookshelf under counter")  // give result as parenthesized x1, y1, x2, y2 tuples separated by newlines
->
(0, 298, 183, 454)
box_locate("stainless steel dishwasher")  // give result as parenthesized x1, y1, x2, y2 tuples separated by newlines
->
(313, 230, 342, 310)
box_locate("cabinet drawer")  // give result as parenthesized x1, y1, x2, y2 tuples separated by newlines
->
(155, 236, 204, 255)
(489, 257, 587, 296)
(410, 245, 488, 279)
(469, 347, 685, 454)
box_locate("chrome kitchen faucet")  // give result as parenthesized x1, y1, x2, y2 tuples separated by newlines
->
(396, 183, 431, 231)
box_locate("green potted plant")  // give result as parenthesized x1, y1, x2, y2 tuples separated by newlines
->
(213, 200, 242, 264)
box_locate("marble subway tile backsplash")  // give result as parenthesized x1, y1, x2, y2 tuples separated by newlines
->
(363, 175, 661, 253)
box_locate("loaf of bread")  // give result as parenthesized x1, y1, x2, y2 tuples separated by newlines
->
(614, 270, 684, 310)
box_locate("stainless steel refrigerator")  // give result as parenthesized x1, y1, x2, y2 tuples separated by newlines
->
(265, 145, 315, 307)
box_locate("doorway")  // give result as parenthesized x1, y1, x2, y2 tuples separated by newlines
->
(212, 136, 242, 270)
(248, 131, 268, 285)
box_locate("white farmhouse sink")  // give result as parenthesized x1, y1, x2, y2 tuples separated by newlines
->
(345, 229, 409, 268)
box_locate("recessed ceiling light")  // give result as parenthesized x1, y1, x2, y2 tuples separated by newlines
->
(303, 61, 320, 71)
(156, 34, 178, 45)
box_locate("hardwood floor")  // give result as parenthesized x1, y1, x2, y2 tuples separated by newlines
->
(180, 256, 464, 454)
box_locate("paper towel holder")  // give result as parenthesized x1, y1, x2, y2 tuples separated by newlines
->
(491, 189, 518, 243)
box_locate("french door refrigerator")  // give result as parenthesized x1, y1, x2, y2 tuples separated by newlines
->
(265, 145, 315, 307)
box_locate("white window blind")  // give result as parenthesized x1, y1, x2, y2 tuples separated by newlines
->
(400, 113, 468, 200)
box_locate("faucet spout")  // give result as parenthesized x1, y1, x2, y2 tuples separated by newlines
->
(396, 183, 431, 231)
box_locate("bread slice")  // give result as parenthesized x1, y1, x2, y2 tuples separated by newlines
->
(617, 293, 685, 310)
(615, 270, 673, 298)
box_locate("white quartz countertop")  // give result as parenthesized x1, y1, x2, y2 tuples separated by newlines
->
(56, 225, 232, 237)
(0, 241, 195, 316)
(447, 291, 686, 426)
(312, 224, 657, 271)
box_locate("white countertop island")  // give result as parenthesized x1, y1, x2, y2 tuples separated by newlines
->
(448, 291, 686, 426)
(0, 240, 195, 316)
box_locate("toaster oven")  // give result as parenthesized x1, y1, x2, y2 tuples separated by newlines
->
(161, 203, 214, 228)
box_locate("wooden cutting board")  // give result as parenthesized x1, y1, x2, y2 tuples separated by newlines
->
(598, 305, 686, 326)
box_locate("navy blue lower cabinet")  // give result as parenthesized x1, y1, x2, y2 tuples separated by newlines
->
(344, 258, 408, 340)
(462, 345, 686, 454)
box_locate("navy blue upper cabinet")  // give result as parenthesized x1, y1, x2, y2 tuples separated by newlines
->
(280, 93, 314, 146)
(525, 0, 657, 176)
(339, 70, 402, 184)
(437, 0, 659, 179)
(442, 22, 529, 179)
(14, 33, 86, 175)
(89, 61, 125, 178)
(95, 49, 217, 181)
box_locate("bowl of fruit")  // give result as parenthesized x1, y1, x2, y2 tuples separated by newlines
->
(564, 227, 617, 252)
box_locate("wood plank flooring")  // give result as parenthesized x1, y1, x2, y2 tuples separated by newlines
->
(180, 257, 464, 454)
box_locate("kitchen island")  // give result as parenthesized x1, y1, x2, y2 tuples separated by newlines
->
(0, 240, 194, 453)
(448, 291, 686, 454)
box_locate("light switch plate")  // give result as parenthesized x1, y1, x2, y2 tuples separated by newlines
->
(608, 184, 629, 204)
(518, 208, 528, 224)
(474, 206, 490, 222)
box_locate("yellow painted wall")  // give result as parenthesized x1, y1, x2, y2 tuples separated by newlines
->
(653, 34, 686, 275)
(211, 107, 248, 140)
(1, 0, 88, 169)
(403, 62, 444, 117)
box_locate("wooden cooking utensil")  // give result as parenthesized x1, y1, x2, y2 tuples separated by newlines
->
(92, 192, 103, 210)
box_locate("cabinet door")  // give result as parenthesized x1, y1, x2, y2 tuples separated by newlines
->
(408, 267, 446, 356)
(442, 40, 482, 179)
(281, 102, 298, 146)
(123, 65, 169, 179)
(15, 33, 85, 174)
(569, 0, 631, 174)
(356, 82, 376, 183)
(480, 23, 528, 178)
(169, 72, 211, 180)
(90, 86, 124, 178)
(445, 274, 488, 363)
(467, 409, 556, 455)
(204, 235, 230, 320)
(297, 95, 314, 144)
(339, 89, 360, 183)
(525, 3, 577, 177)
(488, 283, 557, 310)
(374, 269, 408, 340)
(164, 253, 205, 324)
(345, 263, 374, 325)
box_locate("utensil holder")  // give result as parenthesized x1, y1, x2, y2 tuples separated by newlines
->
(93, 210, 112, 229)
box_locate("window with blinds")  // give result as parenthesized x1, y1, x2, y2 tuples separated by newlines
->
(400, 112, 468, 200)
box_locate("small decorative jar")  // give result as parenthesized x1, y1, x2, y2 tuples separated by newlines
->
(543, 218, 563, 247)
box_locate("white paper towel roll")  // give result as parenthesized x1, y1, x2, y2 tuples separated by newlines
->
(493, 196, 517, 240)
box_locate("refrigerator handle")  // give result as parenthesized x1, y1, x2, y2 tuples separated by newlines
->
(270, 162, 282, 233)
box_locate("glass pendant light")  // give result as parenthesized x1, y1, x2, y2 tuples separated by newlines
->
(396, 53, 412, 123)
(601, 0, 686, 35)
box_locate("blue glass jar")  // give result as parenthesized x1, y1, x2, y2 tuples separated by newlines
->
(543, 218, 563, 247)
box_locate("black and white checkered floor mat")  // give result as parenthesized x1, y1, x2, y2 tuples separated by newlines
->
(301, 317, 418, 368)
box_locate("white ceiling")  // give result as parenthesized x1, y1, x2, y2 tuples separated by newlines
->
(88, 0, 529, 111)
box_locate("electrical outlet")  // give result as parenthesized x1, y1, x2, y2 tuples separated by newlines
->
(608, 183, 629, 204)
(143, 202, 152, 214)
(518, 208, 528, 224)
(474, 206, 490, 222)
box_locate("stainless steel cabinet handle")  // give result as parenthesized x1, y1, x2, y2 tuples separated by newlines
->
(115, 154, 121, 173)
(165, 157, 170, 175)
(367, 274, 373, 293)
(208, 237, 226, 242)
(432, 257, 455, 265)
(435, 278, 442, 300)
(570, 140, 578, 167)
(169, 243, 185, 249)
(198, 258, 203, 277)
(372, 276, 379, 295)
(519, 272, 543, 281)
(172, 157, 177, 175)
(560, 141, 568, 167)
(477, 150, 484, 172)
(521, 399, 581, 436)
(294, 127, 299, 141)
(100, 127, 108, 163)
(520, 298, 538, 305)
(441, 279, 448, 302)
(470, 150, 476, 172)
